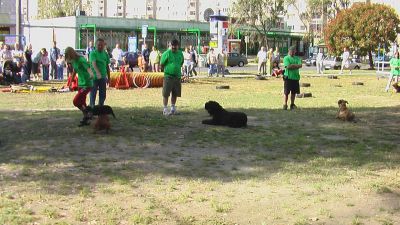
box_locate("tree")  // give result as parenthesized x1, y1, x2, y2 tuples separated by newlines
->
(324, 3, 400, 69)
(37, 0, 87, 19)
(230, 0, 286, 46)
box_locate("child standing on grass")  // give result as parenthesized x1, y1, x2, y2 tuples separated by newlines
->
(56, 55, 65, 80)
(64, 47, 94, 126)
(41, 49, 50, 81)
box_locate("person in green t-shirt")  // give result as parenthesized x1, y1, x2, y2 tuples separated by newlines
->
(283, 46, 302, 110)
(64, 47, 94, 126)
(89, 38, 111, 107)
(386, 50, 400, 92)
(160, 39, 184, 115)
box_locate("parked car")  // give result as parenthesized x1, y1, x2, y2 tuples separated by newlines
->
(201, 53, 248, 67)
(227, 53, 248, 67)
(75, 49, 87, 56)
(323, 56, 361, 70)
(305, 56, 317, 66)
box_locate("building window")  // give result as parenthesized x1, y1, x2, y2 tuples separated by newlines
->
(190, 11, 195, 15)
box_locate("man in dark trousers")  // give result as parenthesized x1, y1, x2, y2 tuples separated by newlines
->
(50, 41, 60, 80)
(142, 43, 151, 72)
(89, 38, 110, 107)
(160, 39, 184, 116)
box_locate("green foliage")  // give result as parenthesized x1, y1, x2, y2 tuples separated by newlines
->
(37, 0, 90, 19)
(230, 0, 286, 46)
(324, 3, 400, 68)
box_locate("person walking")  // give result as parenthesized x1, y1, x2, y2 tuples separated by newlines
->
(183, 47, 192, 78)
(340, 47, 352, 75)
(160, 39, 184, 116)
(149, 46, 161, 72)
(56, 54, 65, 80)
(50, 41, 60, 80)
(142, 43, 151, 72)
(282, 46, 302, 110)
(316, 49, 324, 74)
(190, 45, 198, 76)
(22, 43, 33, 82)
(217, 50, 226, 77)
(89, 38, 110, 107)
(86, 41, 95, 60)
(273, 47, 280, 65)
(41, 49, 50, 81)
(267, 47, 273, 76)
(207, 48, 217, 77)
(64, 47, 94, 126)
(112, 43, 123, 71)
(257, 47, 267, 76)
(386, 50, 400, 92)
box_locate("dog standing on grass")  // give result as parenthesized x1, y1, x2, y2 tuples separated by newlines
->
(202, 101, 247, 128)
(87, 105, 116, 133)
(336, 99, 355, 122)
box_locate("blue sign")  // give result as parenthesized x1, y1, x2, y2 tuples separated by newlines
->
(128, 36, 137, 53)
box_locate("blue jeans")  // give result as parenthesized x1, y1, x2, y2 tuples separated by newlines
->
(57, 65, 64, 80)
(90, 78, 107, 107)
(208, 64, 217, 76)
(42, 65, 49, 80)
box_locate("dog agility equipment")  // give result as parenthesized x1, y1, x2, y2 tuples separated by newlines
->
(352, 82, 364, 86)
(216, 85, 230, 89)
(296, 93, 312, 98)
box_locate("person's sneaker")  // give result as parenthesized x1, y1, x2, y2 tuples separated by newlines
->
(170, 108, 180, 115)
(78, 118, 90, 127)
(290, 104, 297, 110)
(283, 104, 288, 110)
(163, 108, 169, 116)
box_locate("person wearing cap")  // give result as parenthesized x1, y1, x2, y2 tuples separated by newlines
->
(160, 39, 184, 116)
(283, 46, 302, 110)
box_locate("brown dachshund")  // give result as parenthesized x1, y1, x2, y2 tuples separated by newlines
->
(94, 114, 111, 133)
(336, 99, 355, 121)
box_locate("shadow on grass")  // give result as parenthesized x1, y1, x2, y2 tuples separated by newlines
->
(0, 105, 399, 195)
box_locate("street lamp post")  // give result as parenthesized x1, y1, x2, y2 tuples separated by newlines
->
(16, 0, 22, 44)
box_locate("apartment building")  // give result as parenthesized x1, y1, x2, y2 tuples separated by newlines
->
(0, 0, 16, 42)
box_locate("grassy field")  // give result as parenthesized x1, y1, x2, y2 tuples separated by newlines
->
(0, 70, 399, 225)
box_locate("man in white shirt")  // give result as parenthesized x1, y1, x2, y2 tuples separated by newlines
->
(12, 42, 24, 63)
(257, 47, 267, 75)
(112, 43, 123, 70)
(316, 49, 324, 74)
(340, 47, 352, 75)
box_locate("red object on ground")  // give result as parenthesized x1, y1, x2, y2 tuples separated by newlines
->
(272, 69, 283, 77)
(115, 67, 130, 89)
(66, 75, 78, 91)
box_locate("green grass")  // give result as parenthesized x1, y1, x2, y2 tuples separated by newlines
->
(0, 73, 399, 224)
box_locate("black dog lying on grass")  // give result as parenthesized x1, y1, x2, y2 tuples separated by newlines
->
(202, 101, 247, 128)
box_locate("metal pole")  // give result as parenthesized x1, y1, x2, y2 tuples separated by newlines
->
(246, 41, 248, 58)
(16, 0, 22, 44)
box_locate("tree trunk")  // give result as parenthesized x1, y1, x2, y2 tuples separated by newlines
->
(368, 50, 374, 70)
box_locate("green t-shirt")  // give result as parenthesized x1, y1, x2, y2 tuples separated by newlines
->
(72, 56, 93, 88)
(390, 58, 400, 76)
(283, 55, 302, 80)
(160, 49, 184, 78)
(89, 50, 110, 80)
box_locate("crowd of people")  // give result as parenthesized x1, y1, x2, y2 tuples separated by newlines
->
(108, 42, 199, 80)
(0, 41, 65, 84)
(256, 46, 281, 77)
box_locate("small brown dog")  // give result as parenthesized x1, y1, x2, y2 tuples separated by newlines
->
(94, 114, 111, 133)
(336, 99, 355, 121)
(393, 83, 400, 93)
